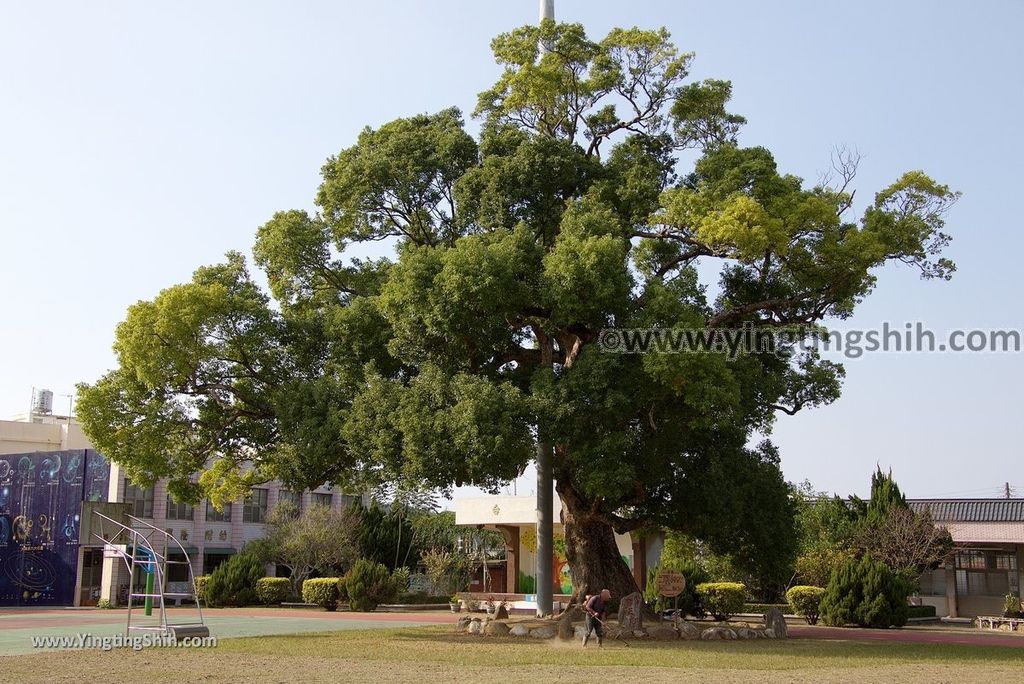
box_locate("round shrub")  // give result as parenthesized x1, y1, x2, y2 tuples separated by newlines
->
(302, 577, 341, 611)
(255, 577, 291, 605)
(786, 585, 825, 625)
(346, 559, 397, 612)
(205, 554, 264, 607)
(695, 582, 746, 621)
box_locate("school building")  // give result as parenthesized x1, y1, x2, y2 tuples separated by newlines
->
(910, 498, 1023, 618)
(0, 411, 365, 607)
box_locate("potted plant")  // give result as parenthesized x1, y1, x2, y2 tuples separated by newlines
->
(484, 595, 496, 616)
(449, 594, 460, 613)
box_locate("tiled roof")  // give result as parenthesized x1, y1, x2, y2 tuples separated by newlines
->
(908, 499, 1024, 523)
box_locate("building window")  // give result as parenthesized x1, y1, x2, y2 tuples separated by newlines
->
(312, 492, 332, 508)
(166, 552, 191, 583)
(338, 493, 356, 510)
(205, 501, 232, 523)
(203, 552, 234, 574)
(918, 568, 946, 596)
(165, 495, 193, 521)
(955, 551, 1018, 596)
(278, 490, 302, 516)
(123, 478, 154, 518)
(243, 488, 268, 523)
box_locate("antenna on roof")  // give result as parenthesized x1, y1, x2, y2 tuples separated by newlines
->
(1005, 482, 1013, 499)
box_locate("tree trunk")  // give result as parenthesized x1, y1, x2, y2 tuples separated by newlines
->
(557, 481, 641, 606)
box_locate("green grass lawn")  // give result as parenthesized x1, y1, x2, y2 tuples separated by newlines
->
(4, 626, 1022, 683)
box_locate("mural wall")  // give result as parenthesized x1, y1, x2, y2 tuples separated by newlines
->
(519, 526, 634, 595)
(0, 449, 109, 606)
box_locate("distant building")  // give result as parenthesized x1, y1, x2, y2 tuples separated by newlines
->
(0, 410, 366, 607)
(911, 499, 1023, 618)
(454, 495, 663, 613)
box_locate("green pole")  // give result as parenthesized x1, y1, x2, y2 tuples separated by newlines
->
(144, 571, 154, 616)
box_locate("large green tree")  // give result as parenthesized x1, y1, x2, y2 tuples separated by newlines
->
(78, 20, 958, 601)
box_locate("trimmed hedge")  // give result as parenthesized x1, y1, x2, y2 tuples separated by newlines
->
(786, 586, 825, 625)
(696, 582, 746, 621)
(255, 577, 291, 605)
(907, 604, 937, 619)
(744, 603, 789, 614)
(303, 577, 341, 611)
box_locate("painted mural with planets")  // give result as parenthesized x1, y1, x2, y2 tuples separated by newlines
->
(0, 449, 110, 605)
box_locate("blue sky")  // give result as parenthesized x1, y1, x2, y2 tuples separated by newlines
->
(1, 1, 1021, 499)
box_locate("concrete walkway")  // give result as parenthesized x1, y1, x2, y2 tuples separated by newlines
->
(0, 607, 458, 656)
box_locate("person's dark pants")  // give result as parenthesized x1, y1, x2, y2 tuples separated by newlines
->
(583, 614, 604, 646)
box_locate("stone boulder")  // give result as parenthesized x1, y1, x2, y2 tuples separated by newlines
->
(618, 592, 644, 631)
(510, 624, 531, 637)
(764, 608, 788, 639)
(763, 628, 777, 639)
(736, 628, 763, 639)
(468, 619, 483, 635)
(558, 606, 585, 640)
(530, 625, 557, 639)
(651, 626, 678, 641)
(485, 621, 510, 636)
(456, 616, 472, 632)
(700, 627, 738, 640)
(676, 621, 701, 640)
(494, 604, 510, 620)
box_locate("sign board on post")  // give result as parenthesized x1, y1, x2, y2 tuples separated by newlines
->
(655, 569, 686, 598)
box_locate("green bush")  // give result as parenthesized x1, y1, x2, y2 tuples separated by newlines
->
(338, 573, 350, 603)
(194, 575, 210, 604)
(255, 577, 291, 605)
(518, 572, 536, 594)
(1004, 593, 1023, 618)
(346, 559, 397, 612)
(644, 560, 710, 618)
(907, 604, 937, 619)
(644, 565, 667, 612)
(695, 582, 746, 621)
(820, 555, 910, 628)
(96, 598, 113, 609)
(205, 555, 263, 607)
(302, 577, 341, 611)
(391, 566, 411, 594)
(786, 586, 825, 625)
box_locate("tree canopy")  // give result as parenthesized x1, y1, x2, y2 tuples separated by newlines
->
(78, 19, 957, 598)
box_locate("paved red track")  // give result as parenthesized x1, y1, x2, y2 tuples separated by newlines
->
(0, 607, 460, 631)
(789, 624, 1024, 648)
(2, 608, 1022, 648)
